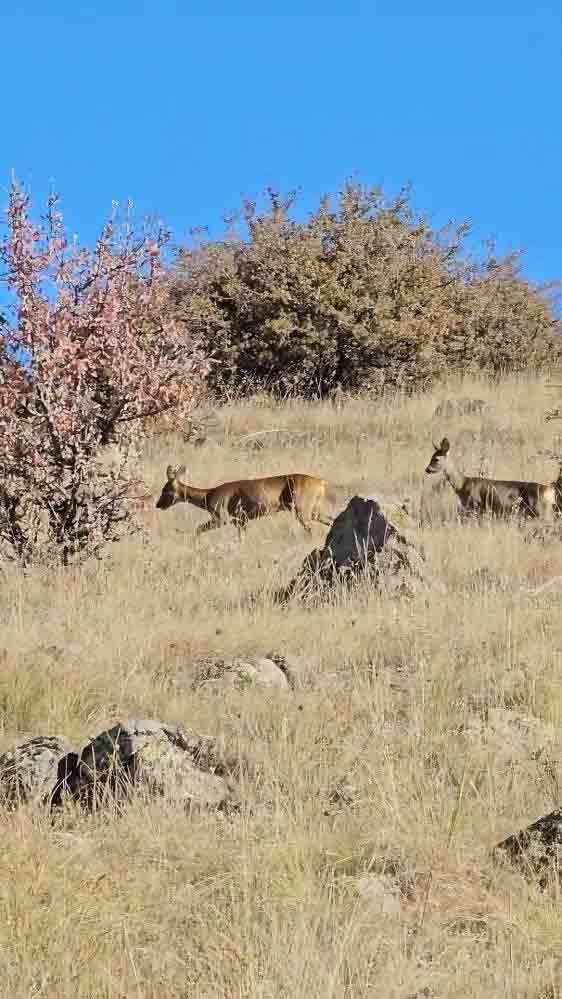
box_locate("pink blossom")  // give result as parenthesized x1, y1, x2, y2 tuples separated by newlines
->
(0, 181, 210, 563)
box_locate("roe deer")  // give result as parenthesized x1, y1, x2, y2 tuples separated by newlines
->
(156, 465, 333, 535)
(555, 466, 562, 515)
(425, 438, 558, 521)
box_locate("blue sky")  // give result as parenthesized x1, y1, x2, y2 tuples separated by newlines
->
(2, 3, 561, 287)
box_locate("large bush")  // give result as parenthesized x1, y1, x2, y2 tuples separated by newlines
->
(171, 183, 560, 397)
(0, 183, 209, 564)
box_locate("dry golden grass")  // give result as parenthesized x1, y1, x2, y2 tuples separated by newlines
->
(1, 373, 562, 998)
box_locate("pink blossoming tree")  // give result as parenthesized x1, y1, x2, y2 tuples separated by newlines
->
(0, 182, 210, 564)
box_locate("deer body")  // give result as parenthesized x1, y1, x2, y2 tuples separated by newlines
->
(426, 439, 557, 521)
(156, 465, 332, 535)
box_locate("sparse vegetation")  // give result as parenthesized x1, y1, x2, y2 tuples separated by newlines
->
(1, 373, 562, 997)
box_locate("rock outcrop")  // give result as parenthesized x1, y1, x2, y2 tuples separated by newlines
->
(275, 493, 425, 602)
(1, 719, 236, 813)
(55, 718, 235, 810)
(495, 808, 562, 873)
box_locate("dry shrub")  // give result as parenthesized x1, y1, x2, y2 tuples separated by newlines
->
(170, 182, 560, 398)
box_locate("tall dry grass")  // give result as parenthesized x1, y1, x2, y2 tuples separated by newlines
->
(1, 373, 562, 998)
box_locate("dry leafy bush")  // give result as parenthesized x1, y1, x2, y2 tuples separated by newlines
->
(170, 182, 560, 397)
(0, 183, 209, 565)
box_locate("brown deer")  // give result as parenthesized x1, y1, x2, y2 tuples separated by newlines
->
(425, 438, 558, 521)
(555, 466, 562, 515)
(155, 465, 333, 535)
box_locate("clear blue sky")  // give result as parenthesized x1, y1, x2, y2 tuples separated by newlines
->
(2, 3, 561, 287)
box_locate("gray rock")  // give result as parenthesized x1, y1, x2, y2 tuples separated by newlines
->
(324, 777, 360, 814)
(59, 718, 235, 811)
(433, 397, 489, 419)
(323, 494, 416, 564)
(276, 493, 425, 602)
(0, 735, 74, 807)
(465, 708, 559, 774)
(192, 656, 289, 692)
(356, 874, 402, 916)
(267, 652, 308, 689)
(495, 808, 562, 873)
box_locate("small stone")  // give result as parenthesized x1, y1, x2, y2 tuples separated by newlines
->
(356, 874, 402, 916)
(433, 398, 489, 419)
(192, 656, 289, 692)
(267, 652, 308, 689)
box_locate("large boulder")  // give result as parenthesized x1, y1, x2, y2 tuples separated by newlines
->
(55, 718, 235, 811)
(276, 494, 424, 602)
(0, 735, 74, 808)
(1, 720, 238, 813)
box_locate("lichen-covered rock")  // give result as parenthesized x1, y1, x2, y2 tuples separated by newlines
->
(57, 718, 235, 810)
(433, 397, 489, 419)
(192, 656, 289, 693)
(495, 808, 562, 873)
(464, 708, 560, 783)
(276, 493, 425, 602)
(0, 735, 74, 807)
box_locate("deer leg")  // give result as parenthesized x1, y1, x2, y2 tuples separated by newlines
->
(294, 504, 313, 535)
(540, 503, 555, 525)
(232, 515, 249, 540)
(313, 507, 333, 527)
(457, 505, 472, 525)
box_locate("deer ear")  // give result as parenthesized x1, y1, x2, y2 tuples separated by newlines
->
(440, 438, 450, 453)
(166, 465, 177, 481)
(176, 465, 187, 479)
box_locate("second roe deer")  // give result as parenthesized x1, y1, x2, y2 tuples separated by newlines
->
(425, 438, 558, 521)
(156, 465, 333, 535)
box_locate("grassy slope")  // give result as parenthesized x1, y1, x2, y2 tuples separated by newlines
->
(1, 374, 562, 997)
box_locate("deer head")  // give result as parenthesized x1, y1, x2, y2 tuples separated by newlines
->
(155, 464, 187, 510)
(425, 437, 450, 475)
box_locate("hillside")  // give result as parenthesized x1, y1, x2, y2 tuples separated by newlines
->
(1, 373, 562, 997)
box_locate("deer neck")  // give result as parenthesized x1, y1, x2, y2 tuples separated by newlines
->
(178, 482, 209, 510)
(442, 458, 466, 495)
